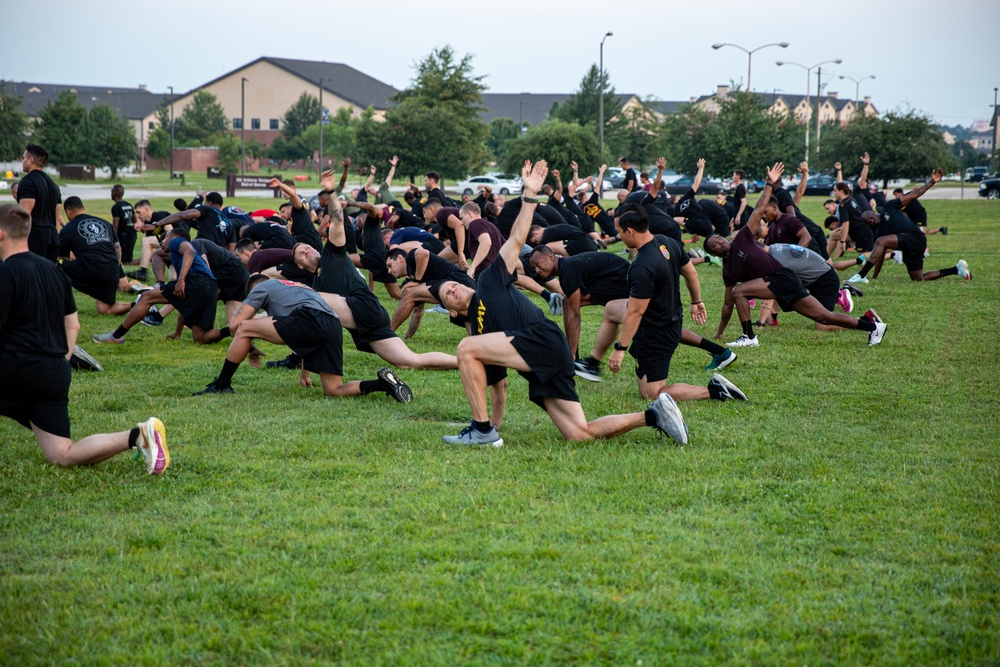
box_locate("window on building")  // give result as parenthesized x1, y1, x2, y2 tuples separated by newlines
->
(233, 118, 243, 130)
(251, 118, 260, 130)
(270, 118, 279, 130)
(148, 121, 155, 130)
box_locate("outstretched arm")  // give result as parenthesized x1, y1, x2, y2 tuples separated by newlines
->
(746, 163, 784, 238)
(794, 161, 809, 205)
(857, 152, 870, 190)
(384, 155, 398, 188)
(337, 158, 351, 193)
(692, 158, 706, 193)
(364, 165, 377, 192)
(899, 168, 943, 207)
(499, 160, 547, 273)
(269, 178, 304, 210)
(835, 161, 843, 183)
(680, 261, 707, 325)
(550, 169, 563, 202)
(320, 170, 347, 247)
(152, 209, 200, 229)
(649, 157, 666, 199)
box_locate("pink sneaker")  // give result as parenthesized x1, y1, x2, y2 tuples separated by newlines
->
(748, 299, 756, 308)
(837, 289, 854, 313)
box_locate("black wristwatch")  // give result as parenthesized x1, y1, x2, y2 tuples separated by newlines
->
(614, 341, 629, 352)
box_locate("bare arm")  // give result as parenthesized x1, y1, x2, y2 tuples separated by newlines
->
(227, 303, 259, 330)
(607, 297, 650, 373)
(499, 160, 547, 273)
(562, 289, 583, 358)
(715, 285, 735, 339)
(650, 157, 666, 199)
(692, 158, 706, 193)
(384, 155, 398, 188)
(319, 170, 347, 247)
(466, 232, 492, 277)
(364, 165, 376, 191)
(173, 241, 199, 298)
(835, 161, 843, 183)
(153, 209, 200, 229)
(746, 163, 784, 238)
(412, 248, 430, 281)
(899, 169, 943, 207)
(550, 169, 563, 202)
(680, 261, 707, 325)
(449, 216, 467, 268)
(63, 312, 80, 361)
(338, 158, 351, 192)
(857, 152, 870, 190)
(569, 160, 581, 191)
(19, 198, 35, 215)
(794, 162, 809, 205)
(270, 178, 304, 209)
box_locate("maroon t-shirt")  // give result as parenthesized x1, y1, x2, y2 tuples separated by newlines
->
(722, 225, 783, 287)
(764, 214, 805, 246)
(435, 207, 461, 249)
(248, 248, 293, 274)
(467, 218, 505, 277)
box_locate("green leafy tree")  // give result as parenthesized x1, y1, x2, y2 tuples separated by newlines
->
(282, 93, 321, 139)
(35, 90, 88, 164)
(215, 133, 241, 175)
(606, 99, 664, 169)
(178, 90, 228, 144)
(551, 64, 623, 137)
(268, 134, 312, 169)
(487, 117, 520, 164)
(661, 103, 715, 171)
(501, 120, 599, 184)
(350, 107, 386, 176)
(81, 104, 137, 178)
(395, 45, 487, 119)
(145, 127, 171, 160)
(0, 88, 30, 161)
(301, 106, 356, 162)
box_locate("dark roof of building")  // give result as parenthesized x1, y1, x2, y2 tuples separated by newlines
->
(695, 90, 876, 114)
(648, 100, 688, 115)
(0, 81, 164, 120)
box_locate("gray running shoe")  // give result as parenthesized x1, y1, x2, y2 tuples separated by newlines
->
(70, 345, 104, 372)
(443, 423, 504, 447)
(709, 373, 748, 401)
(378, 367, 412, 403)
(648, 393, 689, 445)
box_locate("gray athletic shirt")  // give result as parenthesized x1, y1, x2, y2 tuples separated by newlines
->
(243, 279, 337, 319)
(767, 244, 831, 284)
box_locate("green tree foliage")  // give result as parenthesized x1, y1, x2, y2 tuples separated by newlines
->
(215, 133, 241, 175)
(487, 117, 520, 164)
(820, 109, 953, 185)
(551, 64, 623, 138)
(501, 120, 599, 183)
(301, 106, 356, 162)
(81, 104, 137, 179)
(36, 91, 88, 164)
(606, 100, 664, 169)
(178, 90, 228, 144)
(282, 93, 321, 139)
(145, 127, 171, 160)
(350, 108, 386, 175)
(0, 88, 30, 161)
(268, 134, 312, 169)
(380, 47, 490, 181)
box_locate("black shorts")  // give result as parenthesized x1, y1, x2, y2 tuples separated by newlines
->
(896, 232, 927, 272)
(215, 266, 250, 303)
(0, 356, 72, 438)
(630, 323, 681, 383)
(161, 273, 219, 331)
(420, 237, 446, 254)
(345, 291, 397, 353)
(505, 319, 579, 409)
(806, 267, 840, 312)
(711, 215, 731, 237)
(28, 226, 59, 263)
(683, 217, 714, 237)
(763, 266, 810, 312)
(581, 285, 628, 307)
(60, 259, 119, 305)
(848, 223, 875, 253)
(273, 307, 343, 376)
(118, 228, 137, 264)
(360, 250, 396, 284)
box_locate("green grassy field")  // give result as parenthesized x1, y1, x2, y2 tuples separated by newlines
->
(2, 198, 998, 665)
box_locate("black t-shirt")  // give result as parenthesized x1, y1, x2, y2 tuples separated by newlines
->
(540, 224, 587, 245)
(393, 209, 424, 229)
(582, 193, 615, 236)
(773, 185, 796, 213)
(243, 222, 295, 250)
(194, 205, 236, 248)
(290, 205, 322, 250)
(16, 170, 62, 229)
(628, 235, 688, 338)
(624, 191, 679, 237)
(190, 238, 248, 284)
(111, 200, 135, 237)
(876, 199, 921, 238)
(733, 183, 747, 213)
(622, 167, 639, 192)
(314, 240, 368, 297)
(405, 249, 474, 287)
(58, 214, 120, 267)
(700, 200, 730, 226)
(900, 198, 927, 225)
(149, 211, 176, 242)
(0, 252, 76, 362)
(558, 251, 629, 300)
(470, 259, 546, 336)
(676, 189, 710, 225)
(839, 192, 875, 249)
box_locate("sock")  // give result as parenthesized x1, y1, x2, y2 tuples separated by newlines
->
(644, 409, 657, 427)
(127, 427, 140, 449)
(359, 380, 381, 395)
(215, 359, 240, 388)
(856, 256, 865, 265)
(473, 420, 492, 433)
(858, 261, 875, 278)
(540, 290, 552, 301)
(113, 325, 128, 339)
(772, 313, 779, 323)
(856, 318, 876, 332)
(741, 320, 754, 338)
(697, 337, 726, 356)
(707, 381, 724, 401)
(939, 266, 958, 277)
(218, 326, 231, 339)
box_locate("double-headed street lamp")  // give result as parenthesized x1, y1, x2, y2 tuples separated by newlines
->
(839, 74, 876, 108)
(599, 30, 613, 196)
(777, 58, 843, 160)
(712, 41, 789, 91)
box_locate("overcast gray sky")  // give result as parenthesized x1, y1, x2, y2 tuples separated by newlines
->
(5, 0, 999, 127)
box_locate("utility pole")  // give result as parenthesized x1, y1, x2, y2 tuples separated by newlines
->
(815, 67, 823, 161)
(241, 77, 247, 176)
(318, 78, 324, 180)
(168, 85, 175, 179)
(599, 31, 612, 197)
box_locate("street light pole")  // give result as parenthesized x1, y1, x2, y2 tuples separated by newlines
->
(241, 77, 247, 176)
(712, 41, 789, 91)
(168, 85, 174, 179)
(777, 58, 843, 161)
(839, 74, 876, 108)
(318, 78, 324, 180)
(599, 31, 612, 197)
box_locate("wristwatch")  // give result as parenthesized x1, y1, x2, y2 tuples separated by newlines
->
(613, 341, 629, 352)
(522, 195, 540, 204)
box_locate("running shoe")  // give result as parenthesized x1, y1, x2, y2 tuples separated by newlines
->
(689, 247, 706, 259)
(868, 321, 887, 346)
(129, 279, 153, 294)
(266, 354, 300, 370)
(547, 292, 564, 315)
(842, 282, 864, 297)
(939, 226, 948, 235)
(430, 304, 450, 314)
(70, 345, 104, 372)
(193, 381, 235, 395)
(709, 373, 748, 401)
(727, 334, 760, 348)
(378, 367, 412, 403)
(141, 309, 164, 327)
(648, 393, 688, 445)
(837, 289, 854, 313)
(574, 358, 602, 383)
(956, 260, 971, 280)
(862, 308, 882, 324)
(137, 417, 169, 475)
(892, 251, 904, 265)
(857, 253, 868, 265)
(707, 254, 723, 267)
(126, 269, 149, 281)
(847, 273, 869, 284)
(704, 348, 736, 371)
(443, 423, 504, 447)
(92, 331, 125, 344)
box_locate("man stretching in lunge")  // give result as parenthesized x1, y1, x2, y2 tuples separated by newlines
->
(704, 163, 887, 348)
(434, 160, 690, 447)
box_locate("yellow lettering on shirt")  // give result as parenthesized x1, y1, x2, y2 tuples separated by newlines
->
(476, 300, 487, 335)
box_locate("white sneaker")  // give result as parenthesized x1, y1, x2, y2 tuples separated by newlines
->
(893, 251, 904, 265)
(709, 373, 748, 401)
(443, 424, 504, 447)
(956, 260, 971, 280)
(868, 321, 887, 346)
(847, 273, 869, 284)
(727, 334, 759, 348)
(137, 417, 169, 474)
(649, 393, 689, 445)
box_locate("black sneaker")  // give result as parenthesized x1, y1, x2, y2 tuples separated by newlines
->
(70, 345, 104, 372)
(939, 226, 948, 235)
(266, 354, 301, 370)
(842, 282, 864, 298)
(573, 358, 602, 382)
(127, 269, 149, 280)
(193, 381, 235, 396)
(377, 367, 412, 403)
(708, 373, 748, 401)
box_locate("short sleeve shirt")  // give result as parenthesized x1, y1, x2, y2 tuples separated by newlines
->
(58, 214, 120, 266)
(168, 237, 215, 280)
(469, 260, 546, 335)
(628, 234, 688, 333)
(0, 252, 76, 362)
(557, 252, 629, 300)
(722, 225, 783, 287)
(876, 199, 921, 238)
(243, 279, 335, 319)
(765, 214, 806, 246)
(16, 170, 62, 229)
(467, 218, 504, 272)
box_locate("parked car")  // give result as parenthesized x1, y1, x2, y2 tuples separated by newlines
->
(978, 177, 1000, 199)
(724, 176, 766, 194)
(798, 173, 839, 197)
(662, 176, 723, 196)
(602, 167, 628, 188)
(965, 166, 989, 183)
(455, 174, 522, 196)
